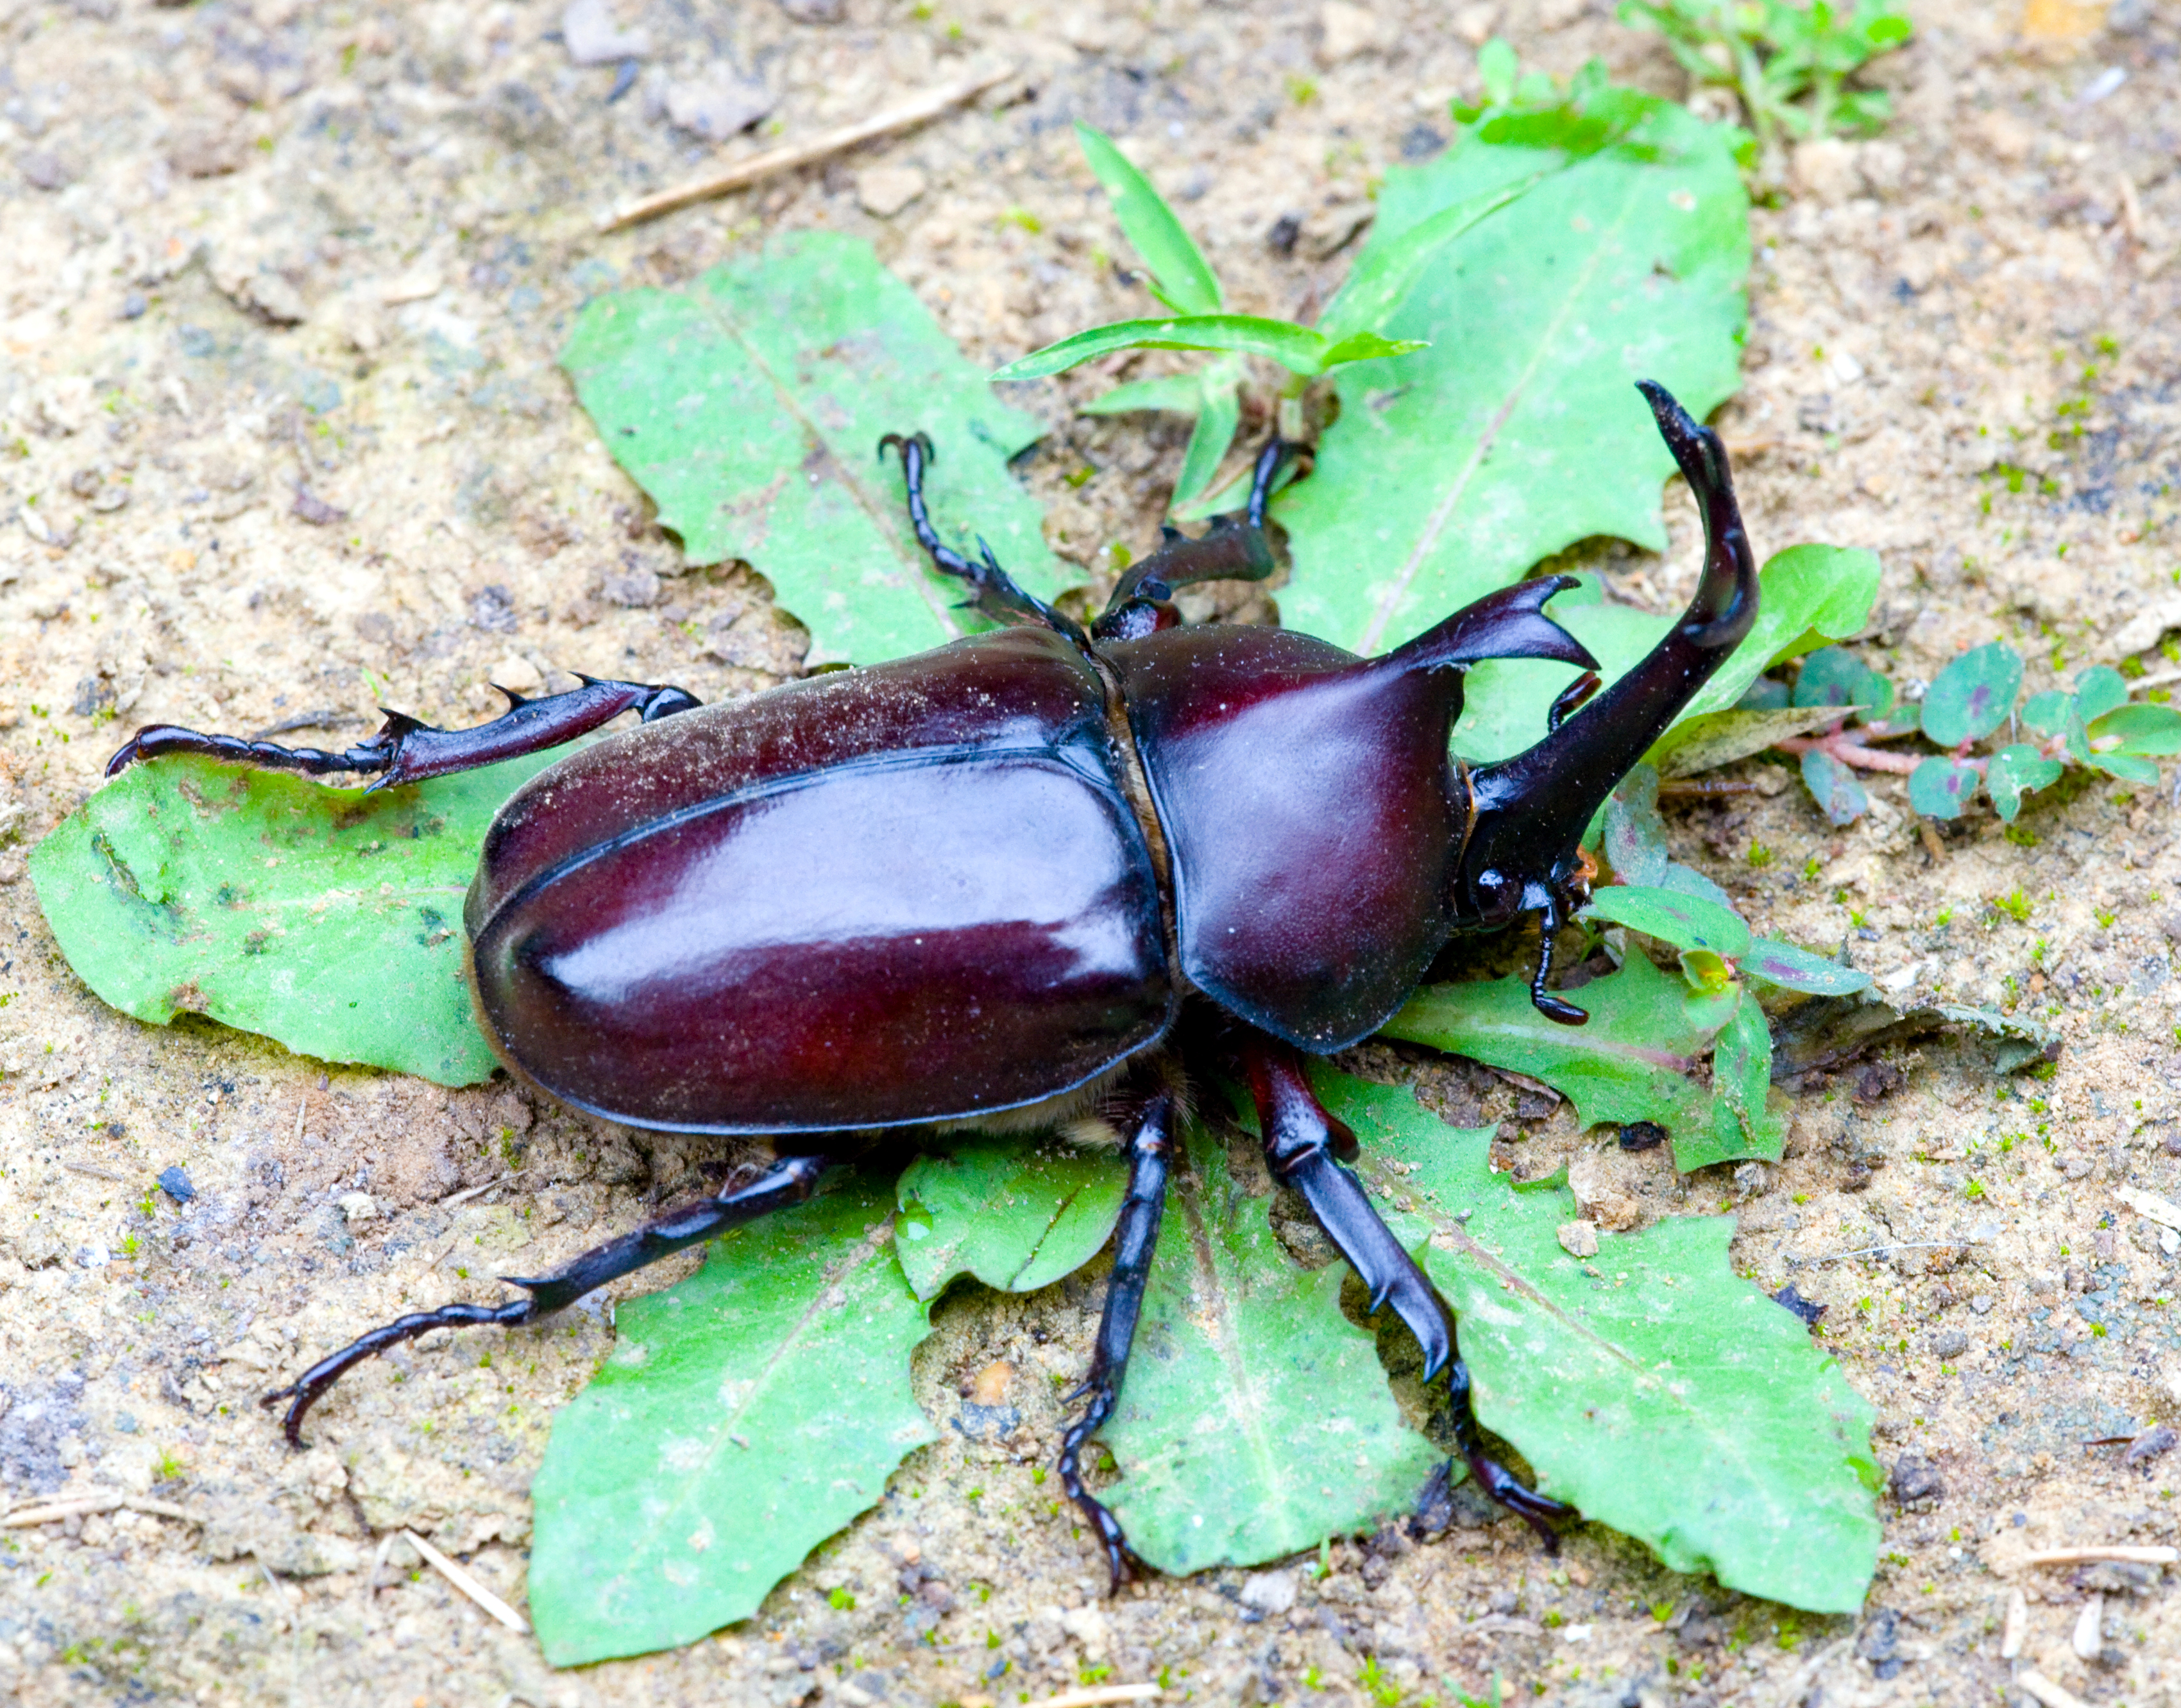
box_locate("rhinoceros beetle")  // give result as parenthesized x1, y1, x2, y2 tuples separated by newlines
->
(104, 379, 1757, 1584)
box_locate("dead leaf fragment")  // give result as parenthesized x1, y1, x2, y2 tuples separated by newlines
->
(1556, 1219, 1600, 1258)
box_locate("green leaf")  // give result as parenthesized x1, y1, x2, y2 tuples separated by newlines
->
(1173, 359, 1245, 508)
(1689, 990, 1783, 1169)
(1799, 748, 1868, 827)
(1099, 1123, 1441, 1574)
(2019, 690, 2074, 738)
(1679, 946, 1734, 993)
(2073, 665, 2130, 724)
(1792, 645, 1892, 722)
(1073, 121, 1222, 316)
(1339, 1072, 1880, 1614)
(1600, 764, 1672, 884)
(1647, 704, 1854, 777)
(1317, 330, 1432, 368)
(1745, 939, 1873, 997)
(893, 1140, 1126, 1303)
(2089, 702, 2181, 757)
(1668, 545, 1884, 725)
(1276, 83, 1749, 654)
(1080, 374, 1207, 416)
(561, 232, 1059, 668)
(992, 315, 1330, 382)
(527, 1176, 935, 1665)
(1316, 179, 1538, 347)
(1906, 755, 1979, 820)
(1919, 643, 2022, 747)
(29, 752, 555, 1086)
(1986, 743, 2063, 822)
(1477, 37, 1520, 105)
(2090, 752, 2161, 785)
(1380, 954, 1722, 1154)
(1580, 884, 1753, 958)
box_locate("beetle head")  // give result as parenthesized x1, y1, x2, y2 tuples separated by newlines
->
(1449, 380, 1760, 1023)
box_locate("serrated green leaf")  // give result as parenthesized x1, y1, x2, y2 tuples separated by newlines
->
(561, 232, 1060, 668)
(1986, 743, 2063, 822)
(1316, 178, 1538, 347)
(893, 1140, 1126, 1302)
(1581, 884, 1752, 958)
(2019, 690, 2073, 738)
(2074, 665, 2130, 724)
(1099, 1124, 1442, 1573)
(1335, 1072, 1880, 1613)
(527, 1176, 935, 1665)
(992, 314, 1330, 382)
(1277, 86, 1749, 654)
(1074, 121, 1222, 316)
(29, 752, 555, 1086)
(1919, 643, 2022, 747)
(1380, 954, 1721, 1150)
(1907, 755, 1979, 820)
(2089, 702, 2181, 756)
(1081, 374, 1207, 416)
(1745, 940, 1874, 997)
(1799, 747, 1868, 826)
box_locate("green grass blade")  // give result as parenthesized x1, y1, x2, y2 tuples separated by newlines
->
(1172, 370, 1243, 508)
(1315, 177, 1538, 346)
(992, 315, 1330, 382)
(1074, 121, 1222, 316)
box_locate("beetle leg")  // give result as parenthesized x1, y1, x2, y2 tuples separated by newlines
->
(1241, 1034, 1572, 1546)
(1526, 890, 1589, 1027)
(879, 432, 1091, 647)
(106, 675, 702, 789)
(1091, 437, 1293, 641)
(1057, 1088, 1178, 1593)
(260, 1153, 826, 1446)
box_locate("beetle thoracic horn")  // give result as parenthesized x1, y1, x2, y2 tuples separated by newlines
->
(1450, 380, 1761, 1019)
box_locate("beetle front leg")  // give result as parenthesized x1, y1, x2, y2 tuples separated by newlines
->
(1057, 1087, 1178, 1592)
(107, 674, 702, 790)
(260, 1153, 825, 1446)
(1241, 1033, 1571, 1544)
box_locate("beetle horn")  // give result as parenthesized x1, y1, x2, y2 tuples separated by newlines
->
(1452, 380, 1760, 1024)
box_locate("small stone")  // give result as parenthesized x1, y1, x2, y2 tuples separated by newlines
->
(157, 1166, 195, 1204)
(1928, 1328, 1970, 1359)
(562, 0, 650, 65)
(337, 1191, 378, 1224)
(292, 487, 346, 527)
(119, 291, 148, 320)
(1239, 1570, 1298, 1615)
(1568, 1154, 1639, 1231)
(1770, 1283, 1826, 1326)
(20, 150, 72, 192)
(968, 1360, 1013, 1405)
(1556, 1219, 1599, 1259)
(856, 165, 928, 219)
(602, 566, 661, 608)
(777, 0, 844, 19)
(1888, 1453, 1943, 1506)
(1617, 1120, 1666, 1153)
(1317, 0, 1388, 65)
(665, 69, 772, 141)
(2073, 1593, 2103, 1661)
(2123, 1423, 2177, 1464)
(169, 126, 245, 178)
(1058, 1605, 1110, 1660)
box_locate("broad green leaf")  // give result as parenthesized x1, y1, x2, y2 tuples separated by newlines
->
(1081, 374, 1207, 416)
(30, 752, 554, 1086)
(1907, 755, 1979, 820)
(1799, 747, 1868, 826)
(1745, 939, 1873, 997)
(1601, 764, 1672, 884)
(1074, 121, 1222, 316)
(527, 1176, 935, 1665)
(1380, 954, 1721, 1153)
(2019, 690, 2074, 737)
(894, 1140, 1126, 1302)
(1919, 643, 2021, 747)
(562, 232, 1059, 668)
(2074, 665, 2130, 724)
(1679, 946, 1734, 993)
(1278, 87, 1749, 654)
(1316, 179, 1540, 346)
(1987, 743, 2062, 822)
(1689, 991, 1783, 1170)
(2089, 752, 2161, 785)
(2089, 702, 2181, 756)
(1581, 884, 1752, 958)
(1792, 645, 1893, 722)
(1173, 357, 1245, 508)
(1099, 1124, 1442, 1573)
(1478, 36, 1520, 105)
(1670, 545, 1883, 724)
(1647, 704, 1852, 777)
(1335, 1072, 1880, 1613)
(992, 314, 1328, 382)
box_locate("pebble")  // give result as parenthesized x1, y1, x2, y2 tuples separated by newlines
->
(1555, 1219, 1599, 1258)
(856, 166, 928, 219)
(157, 1166, 196, 1204)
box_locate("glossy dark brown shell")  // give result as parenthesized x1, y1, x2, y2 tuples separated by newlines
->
(466, 629, 1173, 1133)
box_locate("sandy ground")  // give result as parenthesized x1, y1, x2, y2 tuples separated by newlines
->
(3, 0, 2180, 1704)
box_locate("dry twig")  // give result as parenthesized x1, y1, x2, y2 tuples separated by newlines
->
(402, 1528, 530, 1634)
(1021, 1687, 1162, 1708)
(2021, 1544, 2178, 1567)
(599, 66, 1016, 233)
